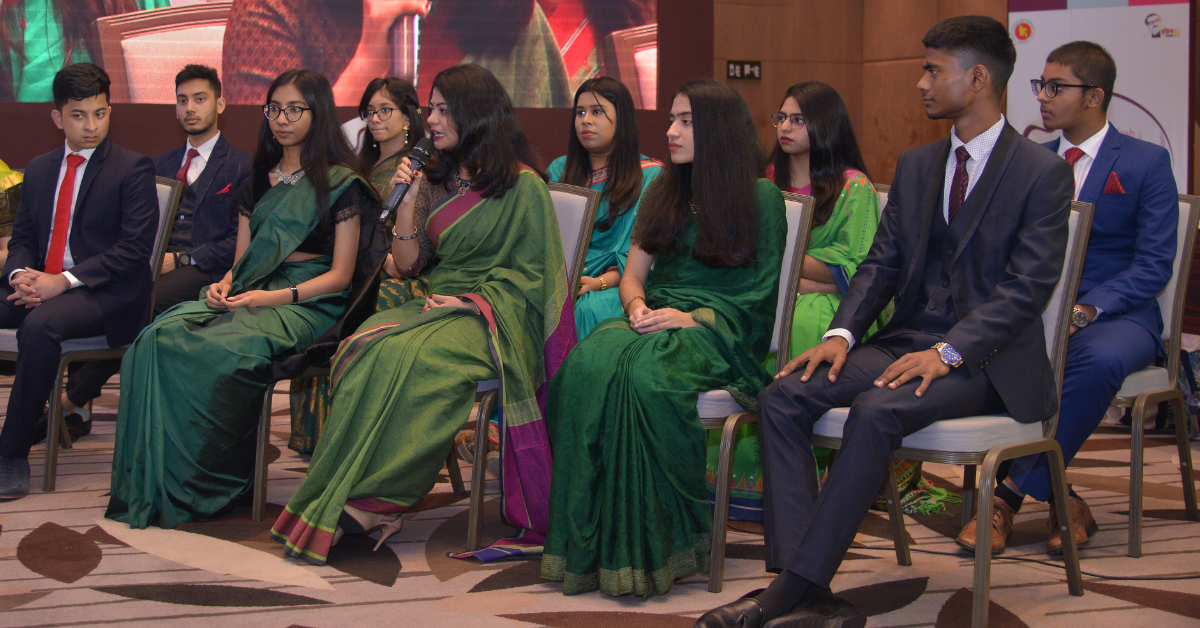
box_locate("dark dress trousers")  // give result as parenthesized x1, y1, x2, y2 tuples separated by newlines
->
(0, 139, 158, 458)
(757, 123, 1075, 586)
(63, 135, 252, 408)
(1007, 124, 1178, 501)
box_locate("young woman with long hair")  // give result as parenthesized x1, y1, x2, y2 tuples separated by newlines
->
(271, 64, 575, 566)
(541, 79, 786, 598)
(548, 76, 662, 339)
(288, 76, 429, 455)
(107, 69, 376, 529)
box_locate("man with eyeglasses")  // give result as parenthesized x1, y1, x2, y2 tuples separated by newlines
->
(956, 41, 1178, 556)
(53, 65, 252, 438)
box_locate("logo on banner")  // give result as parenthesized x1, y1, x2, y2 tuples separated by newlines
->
(1145, 13, 1181, 38)
(1013, 20, 1034, 43)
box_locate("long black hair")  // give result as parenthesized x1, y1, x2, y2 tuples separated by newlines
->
(357, 77, 425, 166)
(634, 79, 764, 269)
(252, 69, 369, 234)
(560, 76, 643, 232)
(768, 81, 869, 226)
(424, 64, 546, 197)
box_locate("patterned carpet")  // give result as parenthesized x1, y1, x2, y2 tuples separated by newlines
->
(2, 377, 1199, 627)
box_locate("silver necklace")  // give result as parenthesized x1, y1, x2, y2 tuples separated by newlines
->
(273, 163, 306, 185)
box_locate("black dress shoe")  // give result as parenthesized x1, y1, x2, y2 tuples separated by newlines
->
(695, 589, 766, 628)
(0, 456, 31, 501)
(763, 590, 866, 628)
(32, 411, 91, 444)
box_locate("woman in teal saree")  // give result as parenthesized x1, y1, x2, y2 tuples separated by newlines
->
(543, 79, 785, 598)
(546, 76, 662, 339)
(271, 64, 575, 566)
(107, 69, 374, 529)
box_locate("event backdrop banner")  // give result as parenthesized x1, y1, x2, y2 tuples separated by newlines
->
(0, 0, 658, 109)
(1008, 0, 1190, 192)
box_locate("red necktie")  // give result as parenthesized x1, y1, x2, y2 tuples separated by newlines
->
(948, 146, 970, 223)
(177, 148, 200, 186)
(1064, 147, 1084, 166)
(45, 154, 86, 275)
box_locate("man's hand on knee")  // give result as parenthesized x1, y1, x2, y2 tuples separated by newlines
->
(875, 349, 950, 397)
(13, 270, 71, 307)
(777, 336, 848, 382)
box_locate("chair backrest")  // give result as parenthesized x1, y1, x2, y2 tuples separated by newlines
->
(771, 192, 817, 373)
(874, 183, 889, 212)
(1155, 194, 1200, 386)
(148, 177, 184, 306)
(93, 2, 232, 103)
(547, 182, 601, 297)
(1040, 202, 1094, 436)
(600, 24, 658, 109)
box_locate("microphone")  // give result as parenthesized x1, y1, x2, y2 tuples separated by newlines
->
(380, 137, 435, 221)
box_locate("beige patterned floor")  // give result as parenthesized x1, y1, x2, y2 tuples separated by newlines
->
(1, 376, 1199, 627)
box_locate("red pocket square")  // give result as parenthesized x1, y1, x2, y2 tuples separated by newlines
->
(1103, 171, 1125, 194)
(216, 183, 232, 194)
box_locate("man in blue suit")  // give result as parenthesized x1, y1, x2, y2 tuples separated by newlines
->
(56, 65, 252, 434)
(957, 41, 1178, 556)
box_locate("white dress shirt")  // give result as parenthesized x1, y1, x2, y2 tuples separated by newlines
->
(821, 116, 1007, 352)
(1055, 122, 1108, 201)
(180, 131, 220, 186)
(10, 141, 95, 288)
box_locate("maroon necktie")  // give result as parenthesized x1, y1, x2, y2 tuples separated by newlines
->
(1064, 147, 1084, 166)
(46, 154, 86, 275)
(176, 148, 200, 186)
(948, 146, 970, 223)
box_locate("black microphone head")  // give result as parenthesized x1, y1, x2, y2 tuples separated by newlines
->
(410, 137, 435, 168)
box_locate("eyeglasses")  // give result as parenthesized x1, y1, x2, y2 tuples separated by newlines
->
(360, 107, 395, 121)
(1030, 79, 1097, 99)
(770, 113, 806, 129)
(263, 104, 312, 122)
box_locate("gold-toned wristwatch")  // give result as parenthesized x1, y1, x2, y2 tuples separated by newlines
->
(932, 342, 963, 368)
(1071, 306, 1091, 329)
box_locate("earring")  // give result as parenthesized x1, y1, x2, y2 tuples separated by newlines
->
(403, 124, 410, 131)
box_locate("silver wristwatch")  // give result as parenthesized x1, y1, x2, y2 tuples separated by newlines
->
(1071, 306, 1091, 329)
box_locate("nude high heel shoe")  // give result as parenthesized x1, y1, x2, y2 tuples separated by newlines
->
(336, 504, 405, 551)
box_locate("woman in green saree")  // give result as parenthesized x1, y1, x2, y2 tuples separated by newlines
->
(547, 76, 662, 339)
(271, 64, 575, 566)
(542, 79, 785, 598)
(107, 69, 375, 529)
(288, 76, 430, 454)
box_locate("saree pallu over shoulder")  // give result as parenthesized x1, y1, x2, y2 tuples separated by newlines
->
(107, 167, 365, 530)
(271, 169, 576, 565)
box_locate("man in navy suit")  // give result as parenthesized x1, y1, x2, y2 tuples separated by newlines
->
(957, 41, 1178, 555)
(697, 17, 1075, 626)
(0, 64, 159, 500)
(59, 65, 252, 429)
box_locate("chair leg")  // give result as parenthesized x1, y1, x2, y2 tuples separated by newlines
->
(885, 465, 912, 567)
(467, 390, 497, 551)
(1129, 399, 1146, 558)
(709, 412, 757, 593)
(972, 455, 999, 628)
(1045, 443, 1084, 596)
(43, 357, 72, 493)
(252, 384, 274, 522)
(446, 449, 466, 495)
(1169, 394, 1199, 522)
(961, 464, 977, 530)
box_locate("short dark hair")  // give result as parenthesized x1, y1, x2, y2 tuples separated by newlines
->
(922, 15, 1016, 97)
(175, 64, 221, 98)
(1047, 41, 1116, 112)
(52, 63, 110, 109)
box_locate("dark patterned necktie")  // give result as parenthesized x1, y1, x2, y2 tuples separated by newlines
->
(948, 146, 970, 222)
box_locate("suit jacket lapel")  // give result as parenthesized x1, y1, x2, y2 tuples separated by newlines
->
(1078, 122, 1119, 205)
(189, 136, 227, 202)
(75, 138, 110, 220)
(948, 123, 1017, 267)
(894, 139, 950, 316)
(36, 146, 66, 241)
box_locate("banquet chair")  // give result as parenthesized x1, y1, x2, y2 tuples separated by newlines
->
(809, 202, 1094, 628)
(0, 177, 183, 492)
(704, 191, 815, 592)
(1110, 193, 1200, 557)
(464, 182, 600, 550)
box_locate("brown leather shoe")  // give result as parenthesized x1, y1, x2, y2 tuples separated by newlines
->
(1047, 494, 1099, 555)
(956, 496, 1015, 555)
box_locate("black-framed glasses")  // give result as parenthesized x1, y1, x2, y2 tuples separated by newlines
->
(263, 104, 312, 122)
(1030, 79, 1097, 99)
(770, 113, 806, 129)
(360, 107, 395, 121)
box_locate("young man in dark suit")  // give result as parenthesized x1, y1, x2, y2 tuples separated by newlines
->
(957, 41, 1179, 556)
(697, 16, 1075, 627)
(58, 65, 252, 427)
(0, 64, 158, 500)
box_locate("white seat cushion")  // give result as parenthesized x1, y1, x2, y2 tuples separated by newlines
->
(1113, 366, 1169, 400)
(0, 329, 15, 353)
(813, 407, 1045, 454)
(0, 329, 119, 354)
(697, 389, 745, 419)
(477, 379, 500, 393)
